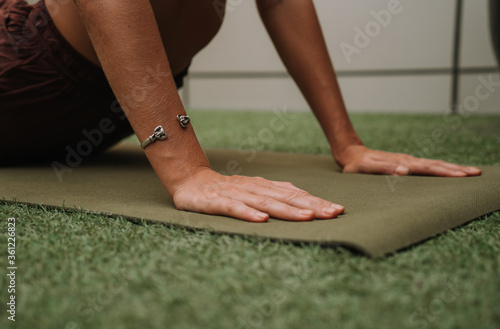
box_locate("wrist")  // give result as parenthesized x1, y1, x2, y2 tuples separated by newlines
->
(142, 128, 211, 197)
(329, 134, 363, 164)
(164, 163, 213, 198)
(309, 103, 363, 163)
(150, 150, 211, 197)
(333, 143, 368, 167)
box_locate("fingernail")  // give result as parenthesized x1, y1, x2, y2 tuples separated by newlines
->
(395, 165, 409, 175)
(256, 213, 268, 221)
(331, 204, 344, 210)
(299, 209, 314, 217)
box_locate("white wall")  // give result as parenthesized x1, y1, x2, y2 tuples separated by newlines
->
(25, 0, 499, 113)
(184, 0, 499, 114)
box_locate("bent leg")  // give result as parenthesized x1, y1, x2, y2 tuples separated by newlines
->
(1, 0, 225, 164)
(0, 1, 133, 164)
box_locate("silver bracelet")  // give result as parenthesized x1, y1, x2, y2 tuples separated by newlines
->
(177, 115, 190, 128)
(140, 115, 190, 149)
(140, 126, 167, 149)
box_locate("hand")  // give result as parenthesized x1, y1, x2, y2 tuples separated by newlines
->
(337, 145, 482, 177)
(172, 168, 345, 222)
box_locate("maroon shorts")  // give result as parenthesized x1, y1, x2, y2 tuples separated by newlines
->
(0, 0, 188, 165)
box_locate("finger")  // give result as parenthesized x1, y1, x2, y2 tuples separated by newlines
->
(463, 166, 482, 176)
(343, 159, 404, 175)
(218, 189, 316, 221)
(420, 160, 481, 176)
(346, 157, 473, 177)
(404, 159, 470, 177)
(395, 156, 482, 176)
(263, 188, 344, 219)
(205, 197, 270, 223)
(235, 181, 345, 219)
(410, 165, 467, 177)
(390, 161, 466, 177)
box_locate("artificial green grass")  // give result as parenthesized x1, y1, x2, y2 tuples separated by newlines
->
(1, 111, 499, 329)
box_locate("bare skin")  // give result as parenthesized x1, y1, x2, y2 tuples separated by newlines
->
(45, 0, 481, 223)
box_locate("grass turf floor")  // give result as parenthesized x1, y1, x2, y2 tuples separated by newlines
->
(1, 111, 499, 329)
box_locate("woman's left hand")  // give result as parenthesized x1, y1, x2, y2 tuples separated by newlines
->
(336, 145, 482, 177)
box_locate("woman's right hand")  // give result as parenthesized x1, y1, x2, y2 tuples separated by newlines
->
(172, 168, 345, 222)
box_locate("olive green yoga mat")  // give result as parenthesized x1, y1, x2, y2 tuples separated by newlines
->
(1, 143, 499, 257)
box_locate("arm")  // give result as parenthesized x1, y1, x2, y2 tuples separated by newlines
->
(72, 0, 345, 221)
(73, 0, 208, 194)
(257, 0, 481, 177)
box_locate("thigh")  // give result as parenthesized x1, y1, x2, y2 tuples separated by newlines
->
(0, 1, 133, 165)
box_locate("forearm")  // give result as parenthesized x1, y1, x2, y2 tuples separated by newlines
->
(257, 0, 362, 159)
(73, 0, 210, 195)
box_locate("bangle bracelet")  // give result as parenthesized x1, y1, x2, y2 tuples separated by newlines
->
(140, 125, 167, 149)
(140, 115, 189, 149)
